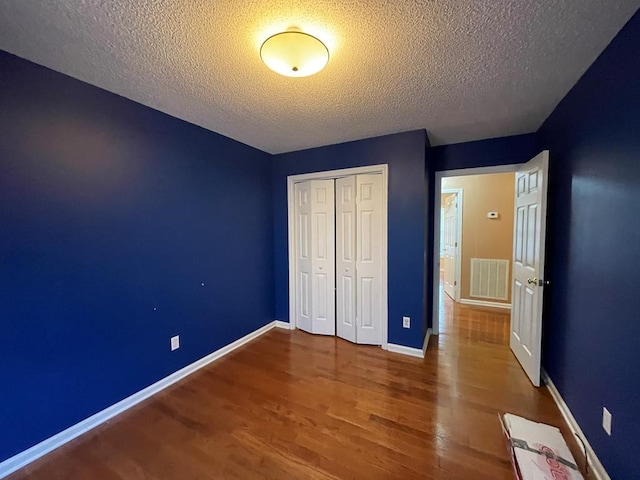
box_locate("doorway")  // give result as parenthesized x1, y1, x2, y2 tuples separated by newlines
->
(433, 164, 519, 337)
(432, 152, 550, 387)
(286, 165, 389, 349)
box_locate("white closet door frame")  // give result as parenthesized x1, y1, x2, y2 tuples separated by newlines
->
(287, 164, 389, 350)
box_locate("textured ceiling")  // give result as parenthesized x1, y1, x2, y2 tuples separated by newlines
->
(0, 1, 638, 154)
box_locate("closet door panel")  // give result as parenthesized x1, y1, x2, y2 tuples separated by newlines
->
(356, 174, 383, 345)
(310, 180, 336, 335)
(294, 182, 313, 333)
(336, 176, 357, 343)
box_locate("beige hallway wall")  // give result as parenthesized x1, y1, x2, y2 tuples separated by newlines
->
(442, 172, 515, 304)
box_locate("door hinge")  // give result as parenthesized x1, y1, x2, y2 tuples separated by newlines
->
(455, 242, 458, 247)
(454, 281, 457, 286)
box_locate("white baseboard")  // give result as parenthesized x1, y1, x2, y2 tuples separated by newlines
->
(387, 343, 424, 359)
(460, 298, 512, 310)
(0, 320, 281, 479)
(542, 370, 610, 480)
(422, 328, 432, 356)
(274, 320, 291, 330)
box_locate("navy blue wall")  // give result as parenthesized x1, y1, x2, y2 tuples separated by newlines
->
(538, 11, 640, 479)
(430, 133, 538, 172)
(272, 131, 428, 349)
(424, 142, 434, 336)
(0, 51, 273, 462)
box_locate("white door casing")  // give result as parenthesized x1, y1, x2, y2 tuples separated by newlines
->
(510, 151, 549, 387)
(443, 193, 459, 301)
(355, 174, 383, 345)
(310, 179, 336, 335)
(336, 176, 357, 343)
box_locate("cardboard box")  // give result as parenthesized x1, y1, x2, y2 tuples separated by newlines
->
(500, 413, 584, 480)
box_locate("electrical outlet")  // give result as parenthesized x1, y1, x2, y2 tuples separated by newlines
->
(402, 316, 410, 328)
(171, 335, 180, 351)
(602, 407, 612, 436)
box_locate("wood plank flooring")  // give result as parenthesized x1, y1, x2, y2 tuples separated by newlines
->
(8, 296, 591, 479)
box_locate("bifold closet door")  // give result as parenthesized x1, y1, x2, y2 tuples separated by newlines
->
(294, 180, 336, 335)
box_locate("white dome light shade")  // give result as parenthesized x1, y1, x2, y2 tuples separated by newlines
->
(260, 31, 329, 77)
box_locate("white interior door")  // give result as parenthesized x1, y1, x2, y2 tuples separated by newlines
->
(443, 194, 458, 300)
(510, 151, 549, 387)
(355, 174, 383, 345)
(294, 181, 312, 333)
(336, 176, 357, 343)
(310, 179, 336, 335)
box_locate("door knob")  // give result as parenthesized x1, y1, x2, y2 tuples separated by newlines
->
(527, 277, 538, 285)
(319, 266, 323, 270)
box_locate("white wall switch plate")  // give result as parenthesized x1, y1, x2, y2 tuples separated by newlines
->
(171, 335, 180, 351)
(402, 316, 410, 328)
(602, 407, 612, 436)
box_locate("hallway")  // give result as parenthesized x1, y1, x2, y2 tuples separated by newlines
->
(439, 281, 511, 346)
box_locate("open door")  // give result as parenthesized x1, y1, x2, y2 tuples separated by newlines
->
(510, 151, 549, 386)
(443, 193, 459, 300)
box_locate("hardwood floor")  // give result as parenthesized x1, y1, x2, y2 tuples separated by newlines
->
(438, 280, 511, 345)
(8, 300, 591, 479)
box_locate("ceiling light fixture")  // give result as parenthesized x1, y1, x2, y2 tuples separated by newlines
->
(260, 29, 329, 77)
